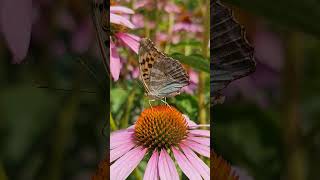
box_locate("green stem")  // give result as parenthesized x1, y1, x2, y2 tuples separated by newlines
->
(110, 113, 117, 131)
(47, 91, 79, 180)
(165, 13, 175, 53)
(282, 32, 306, 180)
(198, 0, 210, 125)
(120, 89, 136, 128)
(0, 163, 7, 180)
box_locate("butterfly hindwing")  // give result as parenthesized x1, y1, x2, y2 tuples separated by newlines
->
(149, 56, 189, 97)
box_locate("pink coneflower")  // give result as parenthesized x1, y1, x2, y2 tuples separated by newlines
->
(173, 14, 203, 33)
(111, 105, 210, 180)
(110, 5, 141, 81)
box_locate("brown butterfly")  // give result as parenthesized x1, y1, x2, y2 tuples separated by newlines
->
(138, 38, 190, 100)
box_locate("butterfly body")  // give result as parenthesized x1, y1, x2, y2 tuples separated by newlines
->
(139, 38, 190, 100)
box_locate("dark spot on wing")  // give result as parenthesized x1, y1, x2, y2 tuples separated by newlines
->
(146, 57, 150, 62)
(148, 64, 152, 68)
(140, 59, 145, 65)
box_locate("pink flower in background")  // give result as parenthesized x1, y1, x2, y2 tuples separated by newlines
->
(110, 39, 121, 81)
(164, 2, 181, 13)
(132, 14, 144, 28)
(0, 0, 33, 63)
(133, 0, 154, 10)
(111, 106, 210, 180)
(110, 6, 135, 29)
(173, 22, 203, 33)
(110, 5, 141, 81)
(182, 70, 199, 94)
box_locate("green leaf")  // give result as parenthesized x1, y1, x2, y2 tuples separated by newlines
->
(224, 0, 320, 37)
(170, 53, 210, 73)
(110, 88, 129, 113)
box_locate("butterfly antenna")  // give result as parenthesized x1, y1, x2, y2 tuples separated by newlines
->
(160, 98, 173, 110)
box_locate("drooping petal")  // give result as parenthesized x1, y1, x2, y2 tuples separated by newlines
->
(116, 33, 140, 54)
(143, 150, 159, 180)
(110, 13, 135, 29)
(183, 114, 197, 127)
(186, 136, 210, 146)
(189, 130, 210, 137)
(110, 39, 121, 81)
(110, 129, 134, 149)
(110, 146, 147, 180)
(110, 6, 134, 14)
(180, 144, 210, 180)
(182, 140, 210, 158)
(110, 141, 135, 162)
(171, 147, 202, 180)
(0, 0, 32, 62)
(158, 149, 179, 180)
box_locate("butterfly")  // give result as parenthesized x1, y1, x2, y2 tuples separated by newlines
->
(211, 0, 256, 105)
(138, 38, 190, 101)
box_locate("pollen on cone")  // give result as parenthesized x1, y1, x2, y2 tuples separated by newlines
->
(134, 105, 188, 150)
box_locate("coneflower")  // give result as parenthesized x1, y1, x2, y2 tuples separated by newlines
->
(110, 105, 210, 180)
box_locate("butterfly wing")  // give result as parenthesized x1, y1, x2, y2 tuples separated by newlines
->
(211, 1, 256, 102)
(138, 38, 162, 94)
(149, 56, 190, 98)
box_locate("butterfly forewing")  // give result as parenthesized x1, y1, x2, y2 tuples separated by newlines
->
(138, 38, 189, 99)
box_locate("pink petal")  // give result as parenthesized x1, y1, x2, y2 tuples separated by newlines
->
(158, 149, 179, 180)
(110, 39, 121, 81)
(182, 140, 210, 158)
(110, 141, 135, 162)
(110, 6, 134, 14)
(110, 13, 135, 29)
(180, 144, 209, 180)
(183, 115, 197, 127)
(171, 147, 202, 180)
(116, 32, 140, 54)
(189, 70, 199, 84)
(189, 130, 210, 137)
(143, 150, 159, 180)
(0, 0, 32, 62)
(110, 146, 147, 180)
(187, 136, 210, 146)
(110, 129, 134, 149)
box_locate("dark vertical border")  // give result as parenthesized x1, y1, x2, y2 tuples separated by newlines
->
(91, 0, 110, 179)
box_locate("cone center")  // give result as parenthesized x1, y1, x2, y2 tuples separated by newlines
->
(134, 106, 188, 150)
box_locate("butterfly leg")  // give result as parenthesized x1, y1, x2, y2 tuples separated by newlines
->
(148, 99, 156, 108)
(160, 98, 172, 110)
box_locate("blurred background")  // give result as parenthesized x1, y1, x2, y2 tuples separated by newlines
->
(214, 0, 320, 180)
(0, 0, 108, 179)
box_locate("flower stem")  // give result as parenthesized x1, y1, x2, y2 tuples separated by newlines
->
(282, 32, 306, 180)
(198, 0, 210, 125)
